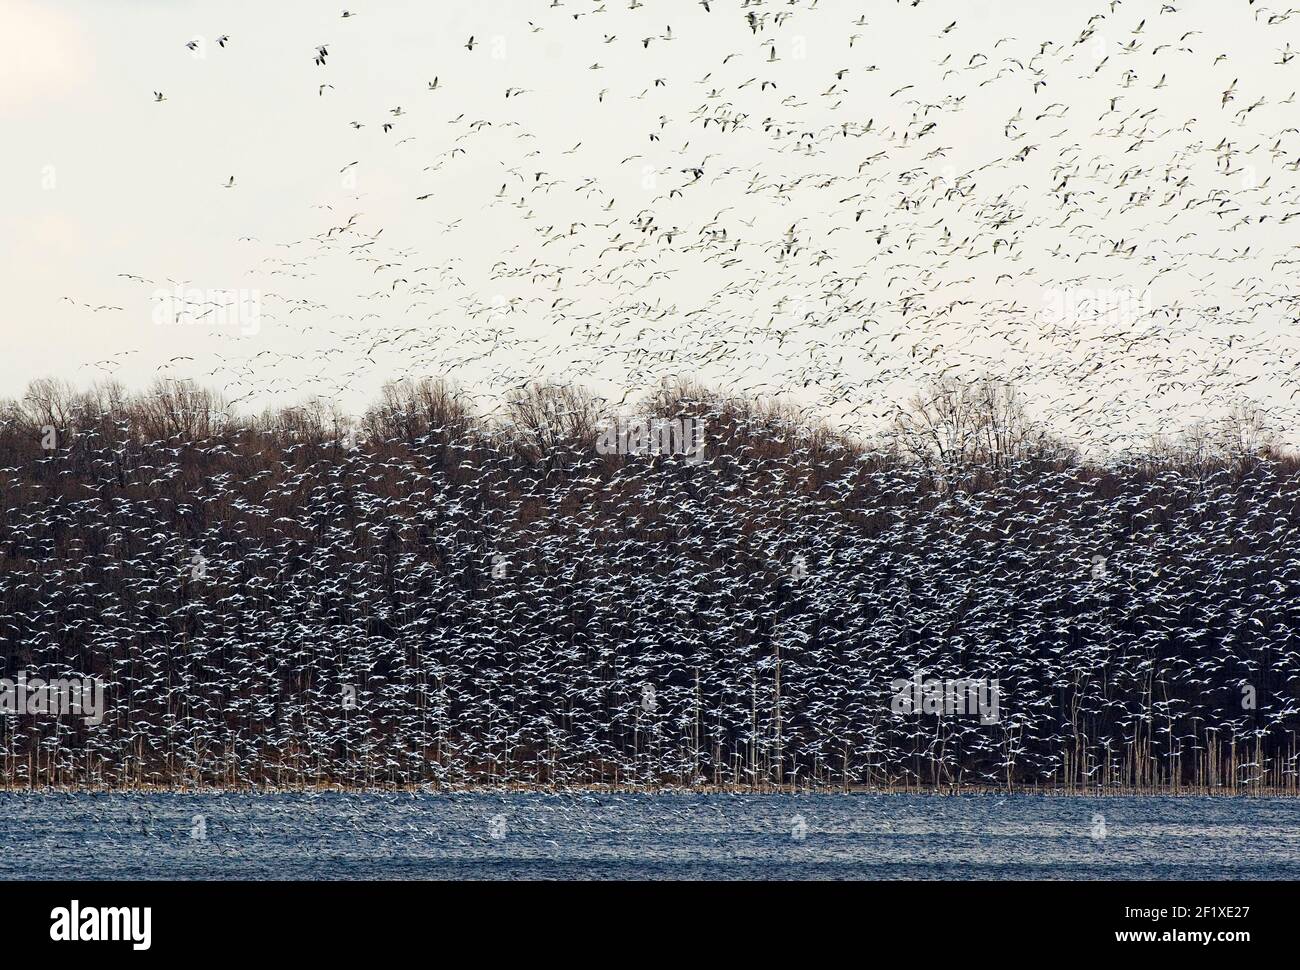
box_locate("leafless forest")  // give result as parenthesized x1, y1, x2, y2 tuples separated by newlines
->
(1, 376, 1296, 791)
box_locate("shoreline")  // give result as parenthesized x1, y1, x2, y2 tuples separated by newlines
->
(2, 784, 1297, 797)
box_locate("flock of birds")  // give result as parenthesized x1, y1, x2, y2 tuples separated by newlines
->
(0, 377, 1298, 790)
(54, 0, 1299, 449)
(9, 0, 1300, 790)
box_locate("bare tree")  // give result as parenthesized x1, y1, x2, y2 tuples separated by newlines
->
(891, 375, 1042, 488)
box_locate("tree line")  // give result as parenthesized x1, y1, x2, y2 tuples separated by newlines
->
(0, 375, 1296, 790)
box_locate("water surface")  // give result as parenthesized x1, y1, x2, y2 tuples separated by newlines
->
(1, 792, 1295, 880)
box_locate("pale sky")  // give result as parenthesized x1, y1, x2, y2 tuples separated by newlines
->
(4, 0, 1299, 449)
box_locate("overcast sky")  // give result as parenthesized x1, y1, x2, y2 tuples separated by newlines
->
(4, 0, 1299, 448)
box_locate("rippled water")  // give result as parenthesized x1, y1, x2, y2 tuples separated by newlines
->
(1, 792, 1296, 880)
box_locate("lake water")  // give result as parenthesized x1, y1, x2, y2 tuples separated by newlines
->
(1, 792, 1296, 880)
